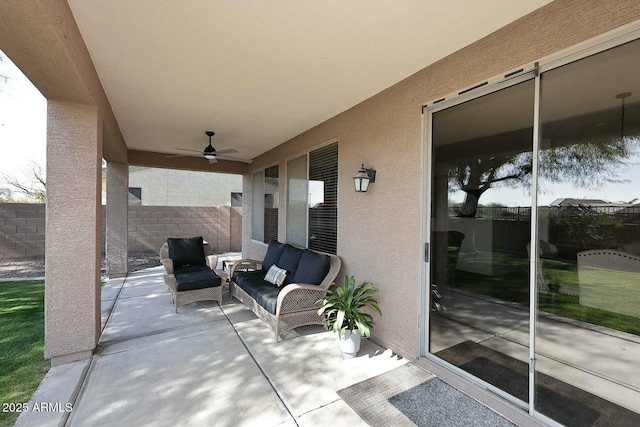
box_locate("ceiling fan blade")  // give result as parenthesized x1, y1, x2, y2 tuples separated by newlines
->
(217, 154, 253, 163)
(208, 158, 218, 164)
(175, 148, 204, 154)
(165, 154, 188, 158)
(213, 148, 239, 155)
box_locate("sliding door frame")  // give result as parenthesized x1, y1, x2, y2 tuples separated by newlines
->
(419, 19, 640, 425)
(421, 70, 537, 414)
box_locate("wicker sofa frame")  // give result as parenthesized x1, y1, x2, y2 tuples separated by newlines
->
(229, 251, 341, 340)
(160, 242, 221, 313)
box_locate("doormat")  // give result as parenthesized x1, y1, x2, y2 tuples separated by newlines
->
(437, 341, 640, 427)
(388, 378, 514, 427)
(337, 363, 513, 427)
(337, 364, 433, 426)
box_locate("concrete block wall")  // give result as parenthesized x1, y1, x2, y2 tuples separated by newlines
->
(126, 205, 244, 254)
(0, 203, 242, 259)
(0, 203, 47, 259)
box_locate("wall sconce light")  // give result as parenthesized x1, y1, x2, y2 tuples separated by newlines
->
(353, 164, 376, 192)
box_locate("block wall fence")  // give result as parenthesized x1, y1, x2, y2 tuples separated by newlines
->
(0, 203, 242, 259)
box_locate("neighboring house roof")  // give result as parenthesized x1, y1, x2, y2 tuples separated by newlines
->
(549, 198, 611, 206)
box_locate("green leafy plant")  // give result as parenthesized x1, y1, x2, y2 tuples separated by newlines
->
(317, 275, 382, 338)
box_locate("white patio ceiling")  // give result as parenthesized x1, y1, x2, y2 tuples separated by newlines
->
(67, 0, 552, 162)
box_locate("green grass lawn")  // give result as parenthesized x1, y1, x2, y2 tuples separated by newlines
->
(0, 280, 49, 427)
(453, 252, 640, 336)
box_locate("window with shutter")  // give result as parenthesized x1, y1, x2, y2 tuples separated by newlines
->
(285, 141, 338, 254)
(308, 142, 338, 254)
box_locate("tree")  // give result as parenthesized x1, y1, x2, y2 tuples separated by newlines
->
(1, 161, 46, 203)
(0, 187, 15, 203)
(448, 137, 639, 217)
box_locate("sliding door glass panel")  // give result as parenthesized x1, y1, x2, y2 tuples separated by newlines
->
(536, 39, 640, 422)
(429, 80, 534, 402)
(286, 155, 308, 248)
(264, 165, 279, 243)
(252, 171, 264, 240)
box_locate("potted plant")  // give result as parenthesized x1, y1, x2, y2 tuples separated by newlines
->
(317, 275, 382, 358)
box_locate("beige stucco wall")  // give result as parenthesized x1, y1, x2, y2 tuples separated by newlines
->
(45, 101, 102, 364)
(245, 0, 640, 359)
(128, 168, 242, 206)
(106, 162, 129, 277)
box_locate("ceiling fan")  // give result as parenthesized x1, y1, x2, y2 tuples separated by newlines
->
(167, 131, 252, 164)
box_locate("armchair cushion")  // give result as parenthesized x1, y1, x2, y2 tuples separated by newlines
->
(262, 241, 287, 272)
(278, 245, 305, 284)
(175, 268, 221, 292)
(167, 236, 206, 268)
(292, 250, 330, 285)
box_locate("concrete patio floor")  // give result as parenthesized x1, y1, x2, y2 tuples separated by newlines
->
(430, 287, 640, 413)
(17, 260, 407, 427)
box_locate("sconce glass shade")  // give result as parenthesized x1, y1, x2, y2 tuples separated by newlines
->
(353, 164, 372, 192)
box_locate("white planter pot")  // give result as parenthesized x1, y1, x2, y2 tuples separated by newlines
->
(337, 329, 361, 358)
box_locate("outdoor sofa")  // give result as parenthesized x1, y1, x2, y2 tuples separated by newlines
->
(160, 236, 222, 312)
(230, 241, 341, 340)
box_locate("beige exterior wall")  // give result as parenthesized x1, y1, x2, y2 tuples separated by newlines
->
(128, 167, 242, 206)
(45, 101, 102, 364)
(245, 0, 640, 359)
(106, 162, 129, 277)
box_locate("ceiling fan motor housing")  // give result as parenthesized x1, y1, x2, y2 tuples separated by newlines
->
(204, 131, 217, 159)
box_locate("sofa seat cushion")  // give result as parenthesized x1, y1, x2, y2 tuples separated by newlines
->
(292, 250, 331, 285)
(234, 271, 282, 314)
(167, 236, 206, 268)
(175, 268, 221, 292)
(278, 244, 305, 284)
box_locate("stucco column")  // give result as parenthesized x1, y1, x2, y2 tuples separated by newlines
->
(106, 162, 128, 277)
(45, 101, 102, 365)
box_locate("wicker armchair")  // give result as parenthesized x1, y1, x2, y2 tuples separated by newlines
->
(160, 239, 221, 312)
(229, 245, 341, 340)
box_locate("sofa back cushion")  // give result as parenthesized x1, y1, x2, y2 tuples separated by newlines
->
(167, 236, 206, 268)
(292, 250, 331, 285)
(262, 241, 286, 272)
(278, 244, 305, 283)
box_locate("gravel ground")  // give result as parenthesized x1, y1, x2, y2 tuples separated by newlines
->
(0, 254, 161, 279)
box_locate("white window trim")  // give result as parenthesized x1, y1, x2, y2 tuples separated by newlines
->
(283, 138, 339, 248)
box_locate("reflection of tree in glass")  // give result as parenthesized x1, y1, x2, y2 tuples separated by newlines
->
(550, 205, 623, 251)
(448, 137, 640, 217)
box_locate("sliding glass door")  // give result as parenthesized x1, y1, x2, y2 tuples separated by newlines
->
(428, 78, 535, 405)
(534, 38, 640, 424)
(426, 37, 640, 422)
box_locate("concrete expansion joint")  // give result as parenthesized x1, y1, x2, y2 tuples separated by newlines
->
(99, 273, 129, 337)
(295, 398, 342, 419)
(219, 304, 300, 426)
(96, 320, 229, 356)
(59, 355, 97, 427)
